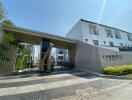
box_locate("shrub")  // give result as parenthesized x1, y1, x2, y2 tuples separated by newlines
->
(102, 64, 132, 75)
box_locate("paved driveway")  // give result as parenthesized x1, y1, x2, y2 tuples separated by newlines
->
(0, 71, 131, 100)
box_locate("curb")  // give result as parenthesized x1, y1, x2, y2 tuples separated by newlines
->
(86, 70, 132, 80)
(0, 69, 80, 77)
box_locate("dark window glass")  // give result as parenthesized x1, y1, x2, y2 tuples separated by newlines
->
(106, 28, 113, 38)
(127, 34, 132, 41)
(93, 40, 99, 46)
(109, 42, 114, 46)
(58, 56, 63, 59)
(120, 43, 123, 47)
(85, 38, 88, 42)
(59, 50, 63, 54)
(114, 30, 121, 39)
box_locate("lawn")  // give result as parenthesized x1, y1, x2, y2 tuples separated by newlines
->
(125, 74, 132, 78)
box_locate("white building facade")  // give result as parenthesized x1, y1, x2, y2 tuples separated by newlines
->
(66, 19, 132, 51)
(56, 48, 69, 62)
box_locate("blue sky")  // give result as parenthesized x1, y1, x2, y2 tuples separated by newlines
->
(2, 0, 132, 36)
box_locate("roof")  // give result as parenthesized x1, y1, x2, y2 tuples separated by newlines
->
(2, 25, 77, 48)
(80, 19, 132, 34)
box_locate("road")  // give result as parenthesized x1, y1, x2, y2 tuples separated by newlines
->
(90, 83, 132, 100)
(0, 70, 131, 100)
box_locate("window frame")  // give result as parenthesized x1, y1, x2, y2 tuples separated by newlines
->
(109, 42, 114, 46)
(89, 24, 99, 35)
(93, 40, 99, 46)
(85, 38, 88, 42)
(127, 34, 132, 41)
(114, 30, 121, 39)
(105, 28, 113, 38)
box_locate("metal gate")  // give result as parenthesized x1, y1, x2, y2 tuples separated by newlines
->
(51, 58, 74, 71)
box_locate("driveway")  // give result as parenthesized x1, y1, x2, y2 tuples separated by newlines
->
(90, 83, 132, 100)
(0, 70, 131, 100)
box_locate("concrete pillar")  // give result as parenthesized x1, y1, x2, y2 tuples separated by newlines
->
(40, 39, 52, 72)
(0, 26, 4, 44)
(0, 30, 17, 72)
(68, 46, 76, 68)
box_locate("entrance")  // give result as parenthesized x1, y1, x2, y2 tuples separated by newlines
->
(14, 42, 40, 73)
(0, 27, 76, 73)
(51, 48, 74, 72)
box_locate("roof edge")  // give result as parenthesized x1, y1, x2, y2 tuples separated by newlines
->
(80, 18, 132, 34)
(2, 25, 78, 44)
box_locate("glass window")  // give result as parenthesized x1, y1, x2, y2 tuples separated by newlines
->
(127, 34, 132, 41)
(109, 42, 114, 46)
(85, 38, 88, 42)
(105, 28, 113, 38)
(114, 30, 121, 39)
(103, 41, 106, 44)
(58, 56, 63, 59)
(93, 29, 99, 35)
(59, 50, 63, 54)
(89, 24, 99, 35)
(120, 43, 123, 47)
(93, 40, 99, 46)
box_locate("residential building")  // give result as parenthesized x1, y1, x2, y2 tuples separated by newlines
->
(66, 19, 132, 51)
(56, 48, 68, 63)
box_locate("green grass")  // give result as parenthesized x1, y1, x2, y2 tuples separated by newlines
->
(102, 64, 132, 76)
(125, 74, 132, 78)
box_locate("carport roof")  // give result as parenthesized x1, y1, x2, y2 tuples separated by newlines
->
(2, 25, 77, 48)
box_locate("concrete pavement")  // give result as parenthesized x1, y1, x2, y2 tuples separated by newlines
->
(0, 71, 131, 100)
(90, 83, 132, 100)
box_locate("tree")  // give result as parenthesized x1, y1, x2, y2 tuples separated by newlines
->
(0, 1, 7, 60)
(0, 1, 5, 20)
(0, 21, 17, 60)
(0, 1, 17, 61)
(0, 1, 31, 71)
(15, 44, 32, 70)
(3, 19, 14, 26)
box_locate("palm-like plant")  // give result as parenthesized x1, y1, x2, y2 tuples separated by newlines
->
(0, 22, 18, 61)
(0, 1, 32, 71)
(0, 44, 9, 60)
(15, 44, 32, 70)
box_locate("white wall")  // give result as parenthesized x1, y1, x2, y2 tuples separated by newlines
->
(101, 46, 119, 51)
(67, 19, 132, 51)
(75, 42, 132, 73)
(66, 21, 82, 41)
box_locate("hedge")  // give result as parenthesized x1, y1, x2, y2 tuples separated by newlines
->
(102, 64, 132, 75)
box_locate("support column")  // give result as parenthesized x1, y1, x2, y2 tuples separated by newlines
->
(40, 39, 52, 72)
(0, 26, 4, 44)
(0, 30, 17, 72)
(68, 46, 76, 68)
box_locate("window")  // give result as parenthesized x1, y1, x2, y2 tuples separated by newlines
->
(89, 24, 99, 35)
(85, 38, 88, 42)
(58, 56, 63, 59)
(59, 50, 63, 54)
(127, 34, 132, 41)
(109, 42, 114, 46)
(114, 30, 121, 39)
(93, 40, 99, 46)
(93, 29, 99, 35)
(105, 28, 113, 38)
(120, 43, 123, 47)
(103, 41, 106, 44)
